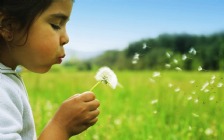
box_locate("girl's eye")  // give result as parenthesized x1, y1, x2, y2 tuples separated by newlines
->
(50, 24, 61, 30)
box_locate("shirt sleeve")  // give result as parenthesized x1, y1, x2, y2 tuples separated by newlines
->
(0, 86, 23, 140)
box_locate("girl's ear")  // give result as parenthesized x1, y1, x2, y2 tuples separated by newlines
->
(0, 27, 14, 42)
(0, 13, 14, 42)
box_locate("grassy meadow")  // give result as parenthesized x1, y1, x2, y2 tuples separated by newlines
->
(22, 67, 224, 140)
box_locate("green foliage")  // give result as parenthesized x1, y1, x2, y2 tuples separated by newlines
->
(75, 31, 224, 71)
(23, 69, 224, 140)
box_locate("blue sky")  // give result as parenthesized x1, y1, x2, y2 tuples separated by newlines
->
(66, 0, 224, 54)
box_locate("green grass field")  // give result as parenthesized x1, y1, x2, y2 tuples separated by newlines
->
(22, 68, 224, 140)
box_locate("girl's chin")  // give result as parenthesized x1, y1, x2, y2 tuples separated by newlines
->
(28, 65, 52, 74)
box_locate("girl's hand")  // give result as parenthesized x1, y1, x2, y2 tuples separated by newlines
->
(38, 92, 100, 140)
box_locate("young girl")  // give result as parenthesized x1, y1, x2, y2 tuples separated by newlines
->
(0, 0, 100, 140)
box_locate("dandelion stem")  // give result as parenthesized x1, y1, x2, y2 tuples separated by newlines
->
(90, 81, 101, 91)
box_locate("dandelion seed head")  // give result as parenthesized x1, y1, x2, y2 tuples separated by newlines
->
(95, 66, 118, 89)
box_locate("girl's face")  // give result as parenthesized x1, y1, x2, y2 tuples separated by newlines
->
(10, 0, 73, 73)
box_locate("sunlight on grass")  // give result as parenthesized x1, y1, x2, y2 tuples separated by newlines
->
(22, 69, 224, 140)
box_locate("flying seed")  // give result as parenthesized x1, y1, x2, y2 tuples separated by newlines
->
(192, 113, 199, 117)
(182, 54, 187, 60)
(175, 67, 182, 71)
(142, 43, 147, 49)
(198, 66, 203, 71)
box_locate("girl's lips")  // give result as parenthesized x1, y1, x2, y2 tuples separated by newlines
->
(57, 55, 65, 64)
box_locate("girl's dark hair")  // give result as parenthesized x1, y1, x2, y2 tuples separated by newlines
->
(0, 0, 53, 32)
(0, 0, 62, 46)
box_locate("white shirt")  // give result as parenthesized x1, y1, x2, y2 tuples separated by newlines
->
(0, 63, 36, 140)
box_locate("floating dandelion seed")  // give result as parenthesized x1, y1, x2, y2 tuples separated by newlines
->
(90, 66, 118, 91)
(201, 82, 209, 91)
(133, 53, 139, 60)
(210, 79, 215, 85)
(204, 89, 209, 93)
(132, 53, 140, 64)
(192, 113, 199, 117)
(142, 43, 147, 49)
(166, 52, 171, 58)
(132, 60, 138, 64)
(189, 47, 197, 55)
(93, 134, 99, 140)
(114, 119, 122, 126)
(174, 87, 180, 92)
(182, 54, 187, 60)
(165, 63, 171, 68)
(198, 66, 203, 71)
(194, 99, 199, 103)
(190, 80, 195, 84)
(173, 59, 178, 64)
(152, 72, 161, 77)
(149, 78, 155, 83)
(151, 99, 158, 105)
(187, 96, 192, 101)
(189, 126, 192, 131)
(217, 82, 223, 88)
(211, 75, 216, 80)
(168, 83, 173, 88)
(153, 110, 157, 114)
(205, 128, 213, 136)
(192, 91, 196, 94)
(175, 67, 182, 71)
(209, 96, 215, 101)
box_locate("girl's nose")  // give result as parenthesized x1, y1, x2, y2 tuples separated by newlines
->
(61, 31, 69, 46)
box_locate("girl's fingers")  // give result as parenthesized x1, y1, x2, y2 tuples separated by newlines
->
(87, 100, 100, 111)
(80, 92, 96, 102)
(85, 117, 98, 126)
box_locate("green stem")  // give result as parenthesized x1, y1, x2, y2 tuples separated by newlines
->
(90, 81, 101, 91)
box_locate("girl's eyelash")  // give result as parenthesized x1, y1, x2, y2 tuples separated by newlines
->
(50, 24, 61, 30)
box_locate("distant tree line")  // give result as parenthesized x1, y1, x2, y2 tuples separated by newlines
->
(64, 31, 224, 71)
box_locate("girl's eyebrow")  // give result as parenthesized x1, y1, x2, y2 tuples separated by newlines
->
(49, 13, 70, 21)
